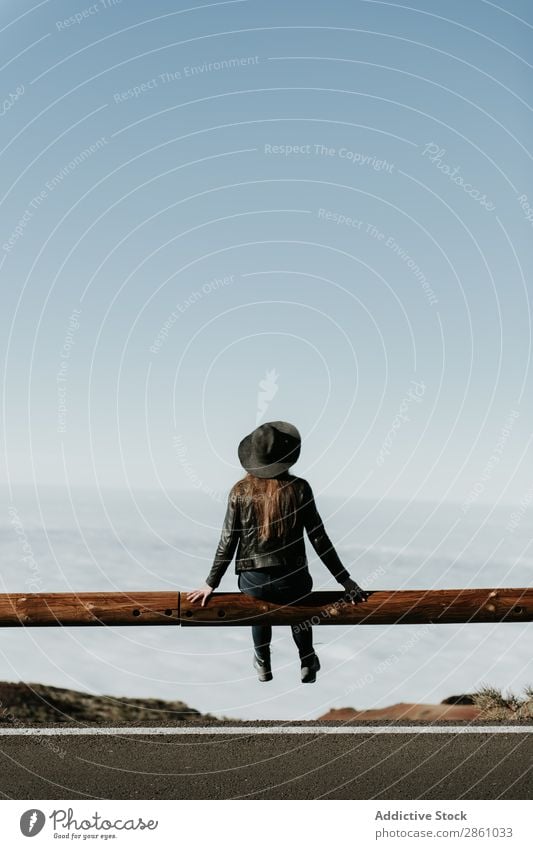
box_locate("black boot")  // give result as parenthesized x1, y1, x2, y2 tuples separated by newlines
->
(253, 652, 273, 682)
(301, 653, 320, 683)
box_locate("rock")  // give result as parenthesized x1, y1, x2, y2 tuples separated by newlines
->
(441, 694, 476, 705)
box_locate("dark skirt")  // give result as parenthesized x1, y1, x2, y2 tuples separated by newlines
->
(238, 567, 313, 604)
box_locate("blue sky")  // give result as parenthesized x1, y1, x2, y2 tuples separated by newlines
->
(1, 0, 532, 508)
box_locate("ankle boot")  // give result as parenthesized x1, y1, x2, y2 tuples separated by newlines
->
(301, 653, 320, 683)
(253, 652, 273, 682)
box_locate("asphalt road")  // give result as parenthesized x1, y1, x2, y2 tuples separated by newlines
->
(0, 722, 531, 800)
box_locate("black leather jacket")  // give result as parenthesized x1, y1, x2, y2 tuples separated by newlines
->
(205, 476, 351, 589)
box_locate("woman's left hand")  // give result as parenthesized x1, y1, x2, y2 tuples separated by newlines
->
(342, 578, 369, 604)
(186, 583, 214, 607)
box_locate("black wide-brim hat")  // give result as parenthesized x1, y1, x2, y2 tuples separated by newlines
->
(238, 421, 301, 478)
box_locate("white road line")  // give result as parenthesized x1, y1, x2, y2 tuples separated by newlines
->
(0, 726, 530, 736)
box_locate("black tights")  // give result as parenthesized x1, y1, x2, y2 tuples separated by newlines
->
(252, 623, 313, 661)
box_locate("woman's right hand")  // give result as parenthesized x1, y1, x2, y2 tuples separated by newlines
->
(342, 578, 369, 604)
(186, 583, 214, 607)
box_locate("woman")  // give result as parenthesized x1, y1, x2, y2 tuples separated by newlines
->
(187, 421, 368, 683)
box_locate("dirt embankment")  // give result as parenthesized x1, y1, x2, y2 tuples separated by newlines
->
(0, 681, 208, 724)
(319, 703, 480, 721)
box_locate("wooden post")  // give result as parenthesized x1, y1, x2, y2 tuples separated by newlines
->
(0, 592, 179, 627)
(179, 588, 533, 626)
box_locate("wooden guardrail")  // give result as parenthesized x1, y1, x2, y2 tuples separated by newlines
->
(0, 588, 531, 627)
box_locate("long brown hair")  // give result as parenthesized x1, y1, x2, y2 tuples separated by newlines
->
(231, 473, 299, 541)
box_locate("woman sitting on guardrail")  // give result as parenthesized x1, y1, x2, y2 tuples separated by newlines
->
(187, 421, 368, 683)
